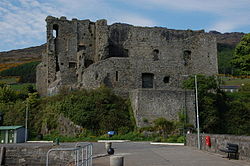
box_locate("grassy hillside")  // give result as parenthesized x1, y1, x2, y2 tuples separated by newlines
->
(0, 61, 40, 83)
(0, 44, 44, 64)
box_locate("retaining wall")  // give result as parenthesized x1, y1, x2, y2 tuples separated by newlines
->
(186, 133, 250, 161)
(0, 144, 76, 166)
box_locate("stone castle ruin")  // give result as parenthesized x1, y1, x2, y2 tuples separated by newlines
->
(37, 16, 218, 126)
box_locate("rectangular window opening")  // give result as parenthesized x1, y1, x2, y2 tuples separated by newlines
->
(69, 62, 77, 68)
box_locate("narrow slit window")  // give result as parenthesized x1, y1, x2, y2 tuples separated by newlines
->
(115, 71, 119, 81)
(183, 50, 191, 66)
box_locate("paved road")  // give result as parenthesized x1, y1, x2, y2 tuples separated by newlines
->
(92, 142, 250, 166)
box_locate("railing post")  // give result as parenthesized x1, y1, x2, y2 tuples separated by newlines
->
(46, 143, 92, 166)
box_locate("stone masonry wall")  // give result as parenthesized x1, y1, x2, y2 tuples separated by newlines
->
(37, 16, 218, 97)
(186, 133, 250, 161)
(130, 89, 195, 127)
(1, 144, 75, 166)
(36, 16, 218, 129)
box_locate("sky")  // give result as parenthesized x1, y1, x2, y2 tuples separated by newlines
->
(0, 0, 249, 52)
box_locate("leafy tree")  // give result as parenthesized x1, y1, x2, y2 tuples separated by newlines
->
(217, 43, 235, 74)
(0, 85, 17, 103)
(225, 87, 250, 135)
(231, 33, 250, 75)
(225, 100, 250, 135)
(182, 74, 250, 135)
(57, 87, 134, 135)
(182, 75, 226, 133)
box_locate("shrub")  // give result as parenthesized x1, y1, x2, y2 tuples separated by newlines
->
(153, 117, 175, 138)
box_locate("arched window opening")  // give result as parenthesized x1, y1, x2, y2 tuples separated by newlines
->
(53, 24, 59, 38)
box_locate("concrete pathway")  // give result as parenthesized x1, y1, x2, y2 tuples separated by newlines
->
(93, 142, 250, 166)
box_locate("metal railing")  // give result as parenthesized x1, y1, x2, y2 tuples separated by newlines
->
(75, 142, 93, 166)
(46, 143, 93, 166)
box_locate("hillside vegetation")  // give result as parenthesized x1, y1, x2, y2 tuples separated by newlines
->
(0, 61, 40, 83)
(183, 75, 250, 135)
(217, 43, 235, 74)
(0, 76, 250, 141)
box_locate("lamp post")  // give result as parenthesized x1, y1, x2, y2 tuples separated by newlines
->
(194, 75, 201, 150)
(182, 74, 200, 150)
(25, 102, 28, 142)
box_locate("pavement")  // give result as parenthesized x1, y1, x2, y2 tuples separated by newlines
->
(2, 141, 249, 165)
(92, 142, 250, 166)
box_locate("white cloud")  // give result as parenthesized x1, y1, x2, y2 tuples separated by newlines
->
(0, 0, 63, 51)
(0, 0, 249, 51)
(112, 13, 155, 27)
(55, 0, 156, 26)
(210, 16, 250, 32)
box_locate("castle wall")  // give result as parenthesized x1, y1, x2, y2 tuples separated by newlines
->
(37, 16, 218, 96)
(36, 16, 218, 127)
(130, 89, 195, 127)
(186, 133, 250, 161)
(79, 57, 187, 97)
(108, 24, 218, 76)
(36, 62, 47, 96)
(79, 57, 132, 96)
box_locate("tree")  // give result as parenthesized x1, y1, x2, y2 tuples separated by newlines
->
(0, 85, 17, 103)
(231, 33, 250, 75)
(182, 75, 225, 133)
(217, 43, 235, 74)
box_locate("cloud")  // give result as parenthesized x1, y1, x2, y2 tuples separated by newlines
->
(211, 16, 250, 32)
(121, 0, 250, 32)
(113, 14, 155, 27)
(0, 0, 63, 51)
(125, 0, 249, 13)
(55, 0, 156, 26)
(0, 0, 249, 51)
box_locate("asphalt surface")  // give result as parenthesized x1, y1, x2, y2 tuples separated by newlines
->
(92, 142, 250, 166)
(2, 142, 249, 166)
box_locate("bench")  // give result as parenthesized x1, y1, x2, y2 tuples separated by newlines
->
(219, 143, 238, 159)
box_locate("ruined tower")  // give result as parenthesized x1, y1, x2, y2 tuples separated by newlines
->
(37, 16, 218, 126)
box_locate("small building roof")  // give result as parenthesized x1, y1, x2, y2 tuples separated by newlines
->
(0, 126, 23, 130)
